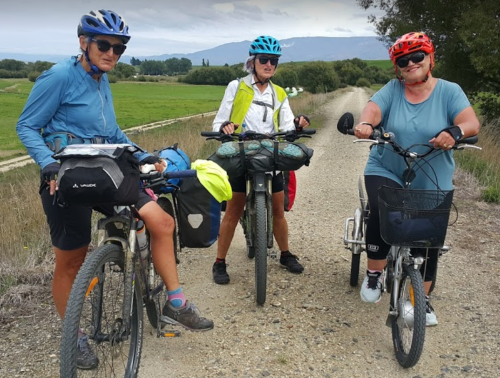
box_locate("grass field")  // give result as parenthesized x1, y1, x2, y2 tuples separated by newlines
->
(0, 79, 226, 156)
(365, 60, 393, 70)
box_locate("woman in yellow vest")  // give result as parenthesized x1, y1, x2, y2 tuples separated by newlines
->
(211, 35, 310, 285)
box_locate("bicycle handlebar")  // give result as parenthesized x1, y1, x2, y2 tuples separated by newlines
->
(201, 129, 316, 143)
(140, 166, 197, 192)
(337, 112, 481, 159)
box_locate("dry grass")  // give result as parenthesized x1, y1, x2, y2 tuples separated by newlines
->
(455, 122, 500, 202)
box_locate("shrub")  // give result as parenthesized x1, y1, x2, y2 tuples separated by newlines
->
(28, 71, 41, 82)
(356, 78, 371, 87)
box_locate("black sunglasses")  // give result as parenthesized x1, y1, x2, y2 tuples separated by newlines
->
(257, 56, 279, 66)
(396, 51, 427, 68)
(91, 38, 127, 55)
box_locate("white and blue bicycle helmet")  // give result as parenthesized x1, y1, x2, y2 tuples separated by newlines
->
(249, 36, 282, 56)
(78, 9, 131, 44)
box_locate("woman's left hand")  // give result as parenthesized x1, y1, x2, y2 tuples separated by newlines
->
(294, 114, 310, 130)
(430, 132, 455, 150)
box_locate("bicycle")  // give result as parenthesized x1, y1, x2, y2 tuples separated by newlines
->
(202, 129, 315, 305)
(337, 112, 481, 368)
(58, 144, 197, 377)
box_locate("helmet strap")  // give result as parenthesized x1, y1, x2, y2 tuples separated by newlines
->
(84, 37, 105, 76)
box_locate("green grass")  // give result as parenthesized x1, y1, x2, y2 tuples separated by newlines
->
(365, 60, 393, 70)
(0, 79, 225, 157)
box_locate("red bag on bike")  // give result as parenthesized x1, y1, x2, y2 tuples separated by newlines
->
(283, 170, 297, 211)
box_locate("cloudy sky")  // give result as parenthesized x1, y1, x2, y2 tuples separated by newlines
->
(2, 1, 383, 57)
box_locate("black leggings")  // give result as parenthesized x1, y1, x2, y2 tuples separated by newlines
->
(364, 175, 438, 282)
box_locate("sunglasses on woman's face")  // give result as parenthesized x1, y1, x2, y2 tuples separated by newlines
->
(396, 51, 427, 68)
(257, 56, 279, 66)
(91, 38, 127, 55)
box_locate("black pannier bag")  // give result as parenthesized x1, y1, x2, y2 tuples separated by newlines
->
(176, 176, 222, 248)
(54, 144, 140, 206)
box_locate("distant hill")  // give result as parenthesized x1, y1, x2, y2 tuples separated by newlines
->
(0, 37, 389, 66)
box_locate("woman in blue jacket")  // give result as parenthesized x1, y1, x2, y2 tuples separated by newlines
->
(17, 9, 213, 370)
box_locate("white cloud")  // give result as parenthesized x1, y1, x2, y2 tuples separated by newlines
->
(1, 0, 383, 56)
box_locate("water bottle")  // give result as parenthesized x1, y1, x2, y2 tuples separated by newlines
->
(241, 122, 247, 136)
(136, 219, 149, 262)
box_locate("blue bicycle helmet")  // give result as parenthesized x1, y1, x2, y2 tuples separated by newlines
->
(249, 35, 282, 56)
(78, 10, 131, 43)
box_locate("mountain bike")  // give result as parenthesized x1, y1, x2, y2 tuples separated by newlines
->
(59, 147, 196, 378)
(337, 112, 481, 368)
(202, 129, 315, 305)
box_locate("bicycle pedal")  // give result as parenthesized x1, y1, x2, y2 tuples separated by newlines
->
(160, 330, 181, 337)
(268, 250, 278, 259)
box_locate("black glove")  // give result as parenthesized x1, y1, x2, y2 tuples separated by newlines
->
(41, 162, 60, 182)
(294, 114, 310, 130)
(140, 155, 161, 165)
(219, 121, 238, 133)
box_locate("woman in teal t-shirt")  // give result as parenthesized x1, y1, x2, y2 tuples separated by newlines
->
(353, 32, 480, 326)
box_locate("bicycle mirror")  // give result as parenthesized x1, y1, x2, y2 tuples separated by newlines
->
(337, 112, 354, 134)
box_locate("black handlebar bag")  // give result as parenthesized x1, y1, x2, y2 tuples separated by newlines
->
(54, 144, 140, 206)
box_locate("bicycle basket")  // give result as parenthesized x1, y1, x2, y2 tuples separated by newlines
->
(378, 186, 454, 248)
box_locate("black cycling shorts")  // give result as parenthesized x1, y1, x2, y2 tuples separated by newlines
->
(40, 178, 153, 250)
(229, 172, 284, 193)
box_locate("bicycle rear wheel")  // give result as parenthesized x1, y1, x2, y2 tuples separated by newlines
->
(60, 244, 144, 378)
(254, 192, 267, 305)
(390, 264, 426, 368)
(349, 208, 364, 287)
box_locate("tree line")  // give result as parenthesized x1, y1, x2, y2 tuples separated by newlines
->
(180, 59, 392, 93)
(357, 0, 500, 121)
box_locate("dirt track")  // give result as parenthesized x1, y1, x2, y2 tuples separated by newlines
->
(1, 87, 499, 378)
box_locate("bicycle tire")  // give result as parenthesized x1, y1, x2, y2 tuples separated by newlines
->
(157, 196, 179, 264)
(349, 208, 364, 287)
(391, 263, 426, 368)
(254, 192, 268, 305)
(60, 244, 144, 378)
(428, 263, 438, 294)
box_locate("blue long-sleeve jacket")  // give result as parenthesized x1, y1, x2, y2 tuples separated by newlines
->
(17, 56, 149, 169)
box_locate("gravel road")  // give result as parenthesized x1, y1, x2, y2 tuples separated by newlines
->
(1, 87, 499, 378)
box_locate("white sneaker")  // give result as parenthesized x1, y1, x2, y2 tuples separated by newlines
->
(425, 296, 438, 326)
(360, 270, 383, 303)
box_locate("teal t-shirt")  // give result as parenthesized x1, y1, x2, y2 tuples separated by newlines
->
(365, 78, 470, 190)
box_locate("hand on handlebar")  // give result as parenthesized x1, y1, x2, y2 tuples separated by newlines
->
(219, 121, 240, 134)
(294, 114, 310, 130)
(429, 132, 455, 150)
(353, 124, 374, 139)
(140, 160, 167, 174)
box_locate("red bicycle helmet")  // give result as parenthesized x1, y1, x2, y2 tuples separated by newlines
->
(389, 32, 434, 63)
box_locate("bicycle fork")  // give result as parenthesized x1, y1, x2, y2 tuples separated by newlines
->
(385, 247, 425, 327)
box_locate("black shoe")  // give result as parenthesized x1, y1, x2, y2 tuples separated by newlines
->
(76, 335, 99, 370)
(161, 301, 214, 331)
(212, 261, 230, 284)
(280, 253, 304, 273)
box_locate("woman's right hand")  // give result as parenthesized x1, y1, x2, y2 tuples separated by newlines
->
(353, 123, 374, 139)
(41, 162, 60, 195)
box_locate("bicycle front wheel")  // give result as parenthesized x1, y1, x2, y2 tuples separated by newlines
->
(60, 244, 144, 378)
(391, 263, 426, 368)
(254, 192, 268, 305)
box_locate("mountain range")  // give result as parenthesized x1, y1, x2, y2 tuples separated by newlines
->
(0, 37, 390, 66)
